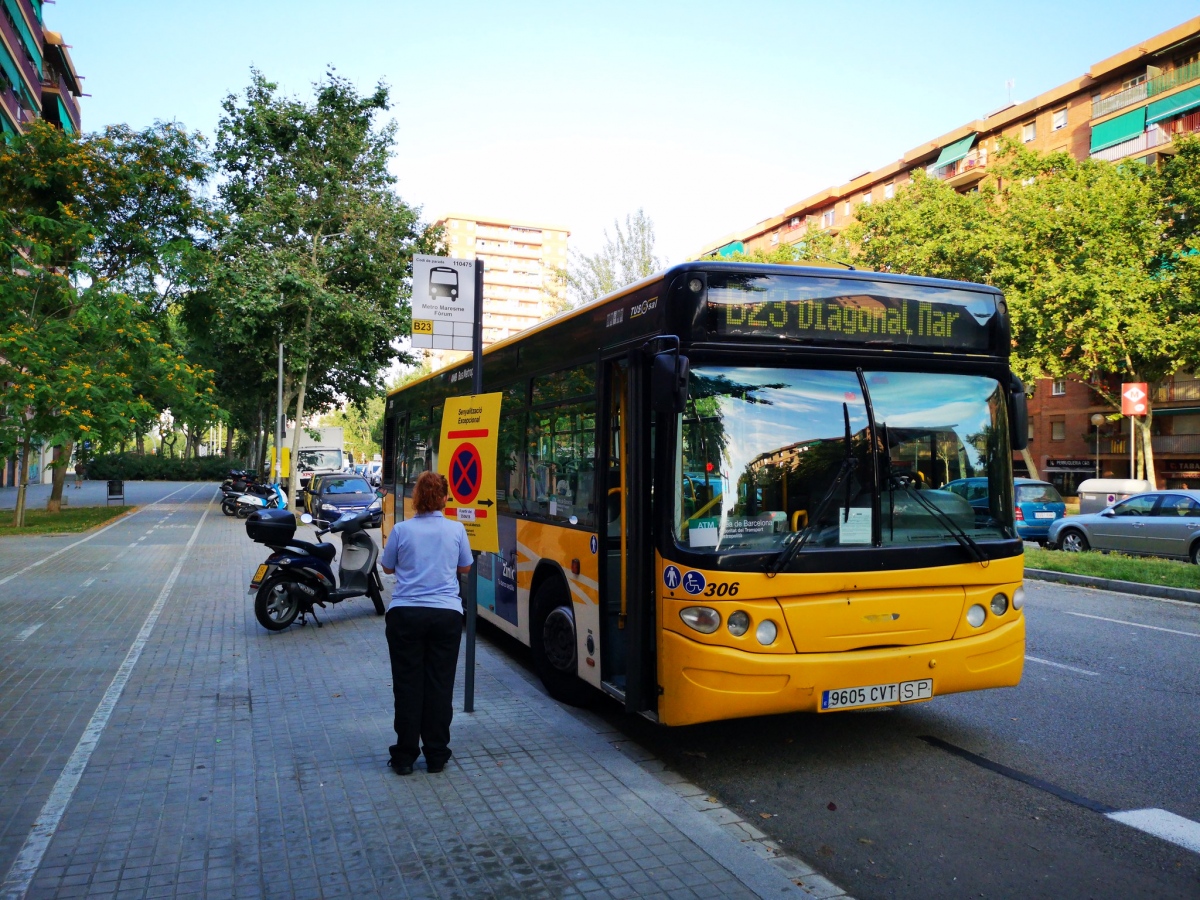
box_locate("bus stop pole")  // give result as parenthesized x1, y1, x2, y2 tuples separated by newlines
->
(464, 259, 485, 714)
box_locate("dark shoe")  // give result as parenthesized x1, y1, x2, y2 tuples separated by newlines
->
(387, 759, 413, 776)
(426, 762, 445, 774)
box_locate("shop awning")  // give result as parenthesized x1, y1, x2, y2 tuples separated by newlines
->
(1147, 84, 1200, 125)
(1150, 406, 1200, 415)
(933, 133, 976, 168)
(1090, 107, 1147, 153)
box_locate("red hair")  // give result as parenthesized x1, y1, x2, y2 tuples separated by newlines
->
(412, 470, 449, 514)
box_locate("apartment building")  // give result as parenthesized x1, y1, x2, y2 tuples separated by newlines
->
(698, 17, 1200, 493)
(0, 0, 83, 135)
(424, 214, 569, 368)
(0, 1, 83, 487)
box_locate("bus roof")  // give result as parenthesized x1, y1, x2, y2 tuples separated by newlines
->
(390, 262, 1005, 396)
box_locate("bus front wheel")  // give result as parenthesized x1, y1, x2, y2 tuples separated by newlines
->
(531, 580, 593, 707)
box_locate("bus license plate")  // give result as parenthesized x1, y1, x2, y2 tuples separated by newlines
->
(250, 564, 268, 588)
(821, 678, 933, 711)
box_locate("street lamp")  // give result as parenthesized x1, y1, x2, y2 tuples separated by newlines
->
(1091, 413, 1105, 479)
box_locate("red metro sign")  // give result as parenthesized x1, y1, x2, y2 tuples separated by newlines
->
(1121, 382, 1149, 416)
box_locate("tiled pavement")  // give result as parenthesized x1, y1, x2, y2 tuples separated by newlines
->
(0, 484, 848, 899)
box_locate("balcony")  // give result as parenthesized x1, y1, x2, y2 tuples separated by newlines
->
(1092, 83, 1148, 119)
(926, 149, 988, 187)
(1153, 379, 1200, 403)
(1153, 434, 1200, 454)
(1090, 122, 1173, 162)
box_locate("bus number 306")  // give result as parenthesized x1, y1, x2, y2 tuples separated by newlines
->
(704, 582, 740, 597)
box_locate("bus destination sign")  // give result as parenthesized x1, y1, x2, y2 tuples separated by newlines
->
(706, 274, 997, 352)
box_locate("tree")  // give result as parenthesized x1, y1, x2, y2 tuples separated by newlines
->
(839, 145, 1190, 486)
(201, 70, 437, 504)
(565, 209, 661, 307)
(989, 145, 1183, 487)
(0, 120, 215, 524)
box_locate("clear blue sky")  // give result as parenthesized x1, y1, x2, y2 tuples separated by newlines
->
(48, 1, 1200, 263)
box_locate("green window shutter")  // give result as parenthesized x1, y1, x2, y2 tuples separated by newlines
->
(3, 0, 41, 72)
(933, 133, 976, 168)
(717, 241, 744, 258)
(1089, 107, 1146, 153)
(1147, 84, 1200, 125)
(56, 96, 73, 134)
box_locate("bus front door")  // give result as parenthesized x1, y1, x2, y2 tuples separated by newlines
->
(600, 356, 656, 716)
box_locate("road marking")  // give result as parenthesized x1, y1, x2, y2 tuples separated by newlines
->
(0, 484, 194, 587)
(14, 624, 42, 641)
(52, 597, 75, 610)
(1107, 809, 1200, 854)
(80, 578, 94, 588)
(1025, 655, 1099, 676)
(0, 494, 212, 900)
(925, 736, 1200, 857)
(1066, 611, 1200, 639)
(99, 564, 110, 571)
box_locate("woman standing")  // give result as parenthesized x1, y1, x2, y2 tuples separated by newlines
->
(380, 470, 472, 775)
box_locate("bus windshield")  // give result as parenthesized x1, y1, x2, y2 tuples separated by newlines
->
(675, 366, 1014, 555)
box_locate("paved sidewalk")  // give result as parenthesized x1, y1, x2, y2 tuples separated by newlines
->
(0, 489, 848, 899)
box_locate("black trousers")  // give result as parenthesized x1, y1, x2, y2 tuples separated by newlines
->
(385, 606, 463, 767)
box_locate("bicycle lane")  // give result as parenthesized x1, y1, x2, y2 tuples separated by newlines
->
(0, 484, 212, 894)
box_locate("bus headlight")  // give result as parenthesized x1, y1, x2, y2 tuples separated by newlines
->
(1012, 586, 1026, 610)
(680, 606, 721, 634)
(755, 620, 778, 645)
(727, 611, 750, 636)
(990, 592, 1009, 616)
(966, 604, 987, 628)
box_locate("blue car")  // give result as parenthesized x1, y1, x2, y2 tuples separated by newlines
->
(942, 477, 1066, 545)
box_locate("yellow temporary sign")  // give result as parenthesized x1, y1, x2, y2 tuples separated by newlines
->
(438, 392, 502, 553)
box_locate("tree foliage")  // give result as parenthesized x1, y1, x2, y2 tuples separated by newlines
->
(565, 208, 661, 307)
(192, 70, 437, 502)
(0, 120, 215, 523)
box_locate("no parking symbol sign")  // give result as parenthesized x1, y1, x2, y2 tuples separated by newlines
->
(439, 393, 502, 553)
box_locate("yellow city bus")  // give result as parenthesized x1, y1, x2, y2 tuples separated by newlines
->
(381, 262, 1028, 726)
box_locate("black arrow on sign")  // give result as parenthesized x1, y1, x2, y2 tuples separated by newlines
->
(478, 498, 494, 507)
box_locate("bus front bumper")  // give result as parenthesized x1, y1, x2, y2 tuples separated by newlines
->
(658, 616, 1025, 727)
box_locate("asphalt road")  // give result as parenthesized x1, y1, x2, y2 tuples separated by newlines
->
(590, 580, 1200, 899)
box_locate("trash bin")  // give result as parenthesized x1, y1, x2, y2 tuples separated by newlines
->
(106, 479, 125, 506)
(1075, 478, 1151, 514)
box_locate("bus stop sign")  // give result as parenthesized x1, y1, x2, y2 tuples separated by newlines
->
(411, 254, 478, 351)
(439, 393, 502, 553)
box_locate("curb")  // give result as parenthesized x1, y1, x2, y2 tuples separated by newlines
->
(1025, 567, 1200, 604)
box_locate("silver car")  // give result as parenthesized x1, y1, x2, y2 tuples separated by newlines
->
(1047, 490, 1200, 562)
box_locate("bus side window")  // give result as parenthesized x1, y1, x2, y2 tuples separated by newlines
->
(528, 400, 595, 527)
(499, 382, 527, 513)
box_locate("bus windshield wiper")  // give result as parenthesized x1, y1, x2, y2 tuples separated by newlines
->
(768, 403, 856, 577)
(888, 473, 989, 564)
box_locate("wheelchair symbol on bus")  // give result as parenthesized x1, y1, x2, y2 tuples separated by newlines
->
(663, 565, 682, 590)
(682, 571, 706, 595)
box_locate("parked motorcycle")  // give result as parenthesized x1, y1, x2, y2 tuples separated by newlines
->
(246, 508, 385, 631)
(234, 482, 287, 519)
(220, 480, 274, 517)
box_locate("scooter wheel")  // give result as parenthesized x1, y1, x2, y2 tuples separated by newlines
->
(236, 505, 252, 519)
(369, 571, 386, 616)
(221, 499, 237, 517)
(255, 574, 302, 631)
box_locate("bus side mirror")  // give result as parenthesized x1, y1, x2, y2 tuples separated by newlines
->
(1009, 376, 1028, 451)
(651, 351, 690, 413)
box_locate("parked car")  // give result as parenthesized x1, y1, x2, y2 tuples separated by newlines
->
(364, 460, 382, 488)
(304, 474, 382, 528)
(942, 477, 1066, 545)
(1046, 490, 1200, 562)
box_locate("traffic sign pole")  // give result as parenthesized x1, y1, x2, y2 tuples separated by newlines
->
(463, 259, 485, 715)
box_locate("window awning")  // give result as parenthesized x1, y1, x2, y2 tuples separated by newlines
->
(1147, 84, 1200, 125)
(934, 133, 976, 168)
(1090, 107, 1146, 153)
(1151, 406, 1200, 416)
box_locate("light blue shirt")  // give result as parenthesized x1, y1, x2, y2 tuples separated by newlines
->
(381, 512, 472, 613)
